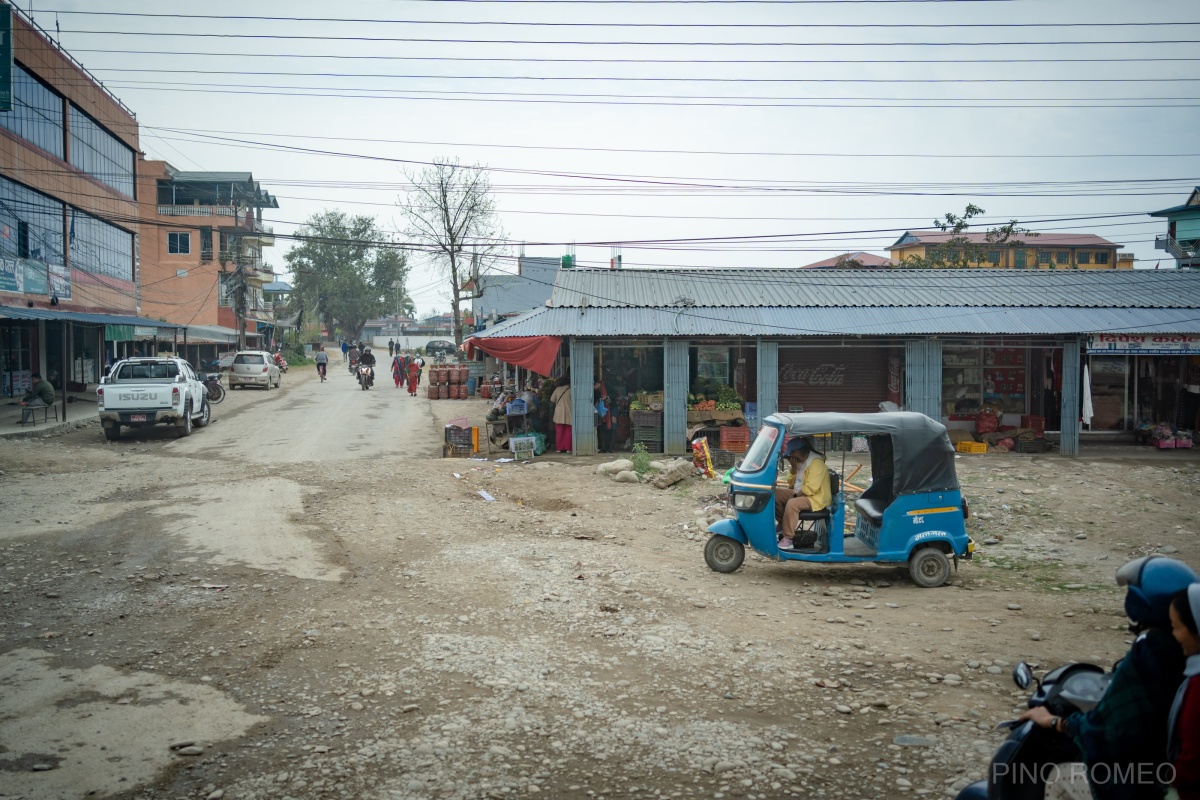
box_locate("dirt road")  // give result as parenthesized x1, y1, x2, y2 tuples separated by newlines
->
(2, 371, 1198, 800)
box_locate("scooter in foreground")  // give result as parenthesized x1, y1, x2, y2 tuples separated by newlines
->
(955, 661, 1111, 800)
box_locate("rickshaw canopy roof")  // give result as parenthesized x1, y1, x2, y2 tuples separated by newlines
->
(768, 412, 960, 496)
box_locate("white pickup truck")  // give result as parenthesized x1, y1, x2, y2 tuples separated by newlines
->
(97, 357, 211, 441)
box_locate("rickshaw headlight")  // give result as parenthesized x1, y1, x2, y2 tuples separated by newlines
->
(733, 493, 756, 510)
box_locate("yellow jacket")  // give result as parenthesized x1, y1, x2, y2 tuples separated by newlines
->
(790, 456, 831, 512)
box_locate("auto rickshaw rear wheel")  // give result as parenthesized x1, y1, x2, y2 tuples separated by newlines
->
(704, 535, 745, 573)
(909, 546, 951, 588)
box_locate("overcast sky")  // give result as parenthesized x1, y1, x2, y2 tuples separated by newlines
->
(26, 0, 1200, 316)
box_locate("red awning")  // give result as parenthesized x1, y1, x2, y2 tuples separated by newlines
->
(466, 335, 561, 376)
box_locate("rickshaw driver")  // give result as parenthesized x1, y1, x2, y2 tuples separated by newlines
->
(774, 437, 832, 550)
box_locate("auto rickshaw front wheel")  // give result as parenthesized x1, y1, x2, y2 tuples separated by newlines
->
(704, 535, 745, 573)
(909, 547, 951, 588)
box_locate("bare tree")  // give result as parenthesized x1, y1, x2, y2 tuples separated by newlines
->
(401, 158, 505, 346)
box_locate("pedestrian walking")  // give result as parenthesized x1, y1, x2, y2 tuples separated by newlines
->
(406, 358, 420, 396)
(413, 354, 425, 386)
(388, 339, 395, 357)
(550, 372, 572, 453)
(391, 354, 403, 388)
(340, 340, 349, 363)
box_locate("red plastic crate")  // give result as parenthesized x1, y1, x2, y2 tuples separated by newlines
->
(1021, 415, 1046, 438)
(720, 426, 751, 454)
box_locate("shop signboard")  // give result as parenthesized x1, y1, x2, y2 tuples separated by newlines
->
(22, 261, 47, 294)
(0, 257, 20, 291)
(1088, 333, 1200, 356)
(48, 264, 71, 301)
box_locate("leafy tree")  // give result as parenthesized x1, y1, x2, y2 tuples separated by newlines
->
(284, 211, 411, 341)
(899, 204, 1039, 268)
(401, 158, 505, 346)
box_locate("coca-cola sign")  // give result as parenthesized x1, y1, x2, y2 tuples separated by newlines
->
(780, 363, 847, 386)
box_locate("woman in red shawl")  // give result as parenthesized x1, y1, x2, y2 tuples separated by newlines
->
(391, 354, 404, 388)
(406, 358, 420, 396)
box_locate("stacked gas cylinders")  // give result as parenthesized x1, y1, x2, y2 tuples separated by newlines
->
(426, 365, 472, 399)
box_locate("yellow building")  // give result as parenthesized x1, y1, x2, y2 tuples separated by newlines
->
(888, 230, 1130, 269)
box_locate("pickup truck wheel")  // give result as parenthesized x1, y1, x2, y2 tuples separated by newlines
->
(176, 403, 193, 437)
(103, 424, 121, 441)
(195, 399, 211, 428)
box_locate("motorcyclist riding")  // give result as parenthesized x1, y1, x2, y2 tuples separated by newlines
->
(357, 347, 376, 387)
(1019, 555, 1198, 800)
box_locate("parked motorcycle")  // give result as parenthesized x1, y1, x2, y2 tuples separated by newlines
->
(273, 353, 289, 373)
(358, 365, 374, 390)
(955, 661, 1111, 800)
(203, 372, 226, 404)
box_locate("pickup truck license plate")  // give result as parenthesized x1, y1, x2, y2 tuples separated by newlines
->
(131, 414, 146, 422)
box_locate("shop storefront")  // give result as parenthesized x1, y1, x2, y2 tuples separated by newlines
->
(468, 268, 1200, 458)
(1085, 334, 1200, 435)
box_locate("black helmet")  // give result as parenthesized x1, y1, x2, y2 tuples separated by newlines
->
(1116, 555, 1198, 630)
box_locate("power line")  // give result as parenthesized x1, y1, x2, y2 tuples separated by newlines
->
(67, 46, 1200, 66)
(141, 124, 1199, 160)
(41, 10, 1200, 29)
(56, 29, 1200, 47)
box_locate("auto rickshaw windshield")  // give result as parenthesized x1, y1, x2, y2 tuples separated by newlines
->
(739, 426, 779, 472)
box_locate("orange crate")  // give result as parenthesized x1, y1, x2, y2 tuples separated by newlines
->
(720, 426, 751, 454)
(956, 441, 987, 454)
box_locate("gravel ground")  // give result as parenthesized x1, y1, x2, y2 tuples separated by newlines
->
(2, 385, 1199, 800)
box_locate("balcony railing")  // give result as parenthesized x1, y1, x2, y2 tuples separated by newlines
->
(1156, 234, 1199, 262)
(157, 205, 238, 217)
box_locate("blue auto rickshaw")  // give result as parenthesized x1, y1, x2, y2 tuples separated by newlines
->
(704, 411, 973, 587)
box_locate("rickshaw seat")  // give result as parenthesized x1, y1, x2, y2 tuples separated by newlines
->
(855, 497, 888, 524)
(797, 470, 840, 521)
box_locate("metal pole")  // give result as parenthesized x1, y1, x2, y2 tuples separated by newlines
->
(60, 321, 69, 422)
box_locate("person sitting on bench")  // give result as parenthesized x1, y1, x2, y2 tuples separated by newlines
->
(18, 372, 55, 424)
(774, 436, 832, 550)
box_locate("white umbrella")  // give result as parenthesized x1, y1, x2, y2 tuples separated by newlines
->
(1081, 364, 1094, 427)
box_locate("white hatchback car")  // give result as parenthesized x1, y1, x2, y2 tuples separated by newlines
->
(228, 350, 281, 390)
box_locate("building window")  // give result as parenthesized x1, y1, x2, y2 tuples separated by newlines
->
(1013, 249, 1027, 268)
(200, 227, 213, 261)
(987, 250, 1001, 266)
(0, 175, 65, 266)
(1037, 251, 1052, 265)
(1055, 251, 1070, 265)
(0, 64, 65, 159)
(68, 104, 135, 199)
(1096, 252, 1109, 264)
(168, 232, 191, 255)
(69, 208, 134, 281)
(1078, 252, 1091, 265)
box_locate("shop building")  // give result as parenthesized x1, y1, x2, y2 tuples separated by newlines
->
(0, 7, 174, 399)
(468, 268, 1200, 457)
(138, 162, 279, 354)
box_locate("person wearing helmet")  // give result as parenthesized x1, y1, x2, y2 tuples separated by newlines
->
(772, 436, 831, 550)
(1020, 556, 1197, 800)
(1167, 583, 1200, 800)
(359, 347, 377, 368)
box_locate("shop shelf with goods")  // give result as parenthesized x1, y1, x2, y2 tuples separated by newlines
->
(942, 346, 983, 419)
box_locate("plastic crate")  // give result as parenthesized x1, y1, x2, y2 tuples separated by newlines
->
(510, 435, 536, 454)
(505, 399, 527, 415)
(1015, 438, 1051, 454)
(1020, 415, 1046, 436)
(720, 427, 751, 454)
(630, 410, 662, 427)
(1178, 438, 1193, 449)
(1156, 438, 1177, 449)
(710, 448, 737, 469)
(445, 425, 473, 446)
(442, 443, 473, 458)
(956, 441, 988, 454)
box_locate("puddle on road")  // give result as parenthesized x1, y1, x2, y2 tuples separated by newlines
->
(153, 476, 345, 581)
(0, 648, 267, 800)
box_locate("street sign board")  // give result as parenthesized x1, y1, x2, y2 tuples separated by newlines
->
(0, 5, 11, 112)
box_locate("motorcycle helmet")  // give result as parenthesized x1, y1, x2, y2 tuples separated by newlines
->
(784, 436, 813, 457)
(1116, 555, 1198, 630)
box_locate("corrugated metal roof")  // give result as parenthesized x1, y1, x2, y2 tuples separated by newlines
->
(0, 305, 180, 328)
(476, 305, 1200, 339)
(547, 268, 1200, 309)
(890, 230, 1120, 248)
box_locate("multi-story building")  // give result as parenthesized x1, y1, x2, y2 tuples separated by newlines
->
(888, 230, 1129, 269)
(138, 162, 278, 352)
(0, 7, 167, 398)
(1151, 186, 1200, 268)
